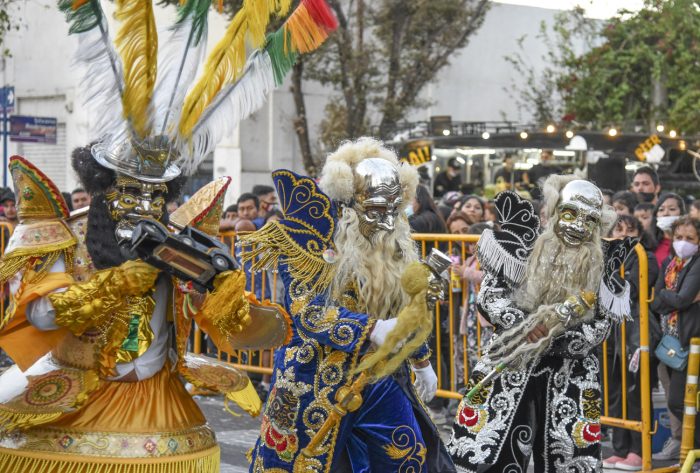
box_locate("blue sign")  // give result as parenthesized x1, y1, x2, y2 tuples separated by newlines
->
(0, 86, 14, 113)
(10, 115, 57, 144)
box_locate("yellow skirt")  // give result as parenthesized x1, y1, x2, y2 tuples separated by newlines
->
(0, 366, 220, 473)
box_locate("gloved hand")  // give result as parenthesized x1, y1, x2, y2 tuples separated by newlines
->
(412, 363, 438, 403)
(369, 318, 398, 349)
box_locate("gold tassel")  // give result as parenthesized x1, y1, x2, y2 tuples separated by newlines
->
(0, 445, 220, 473)
(238, 222, 334, 294)
(115, 0, 158, 139)
(224, 379, 262, 417)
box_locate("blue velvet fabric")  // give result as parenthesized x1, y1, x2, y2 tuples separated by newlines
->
(247, 169, 448, 472)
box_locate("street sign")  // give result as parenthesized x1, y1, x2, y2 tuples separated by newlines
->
(0, 86, 14, 114)
(10, 115, 57, 144)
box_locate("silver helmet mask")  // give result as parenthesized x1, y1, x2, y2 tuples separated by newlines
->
(554, 180, 603, 247)
(351, 158, 403, 240)
(105, 175, 168, 244)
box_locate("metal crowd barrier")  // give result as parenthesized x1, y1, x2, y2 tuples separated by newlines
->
(201, 234, 678, 469)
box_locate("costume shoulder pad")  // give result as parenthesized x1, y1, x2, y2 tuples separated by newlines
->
(477, 190, 539, 287)
(239, 169, 336, 292)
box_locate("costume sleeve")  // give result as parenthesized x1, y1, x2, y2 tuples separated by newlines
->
(476, 273, 527, 329)
(548, 311, 611, 359)
(409, 342, 431, 364)
(654, 263, 700, 311)
(293, 296, 373, 354)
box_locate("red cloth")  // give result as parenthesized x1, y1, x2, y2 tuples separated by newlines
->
(654, 237, 671, 269)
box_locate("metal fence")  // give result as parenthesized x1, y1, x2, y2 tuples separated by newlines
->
(202, 232, 684, 470)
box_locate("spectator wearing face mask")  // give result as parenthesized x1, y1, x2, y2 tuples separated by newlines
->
(631, 166, 661, 205)
(651, 193, 686, 269)
(252, 185, 277, 226)
(433, 158, 462, 198)
(651, 217, 700, 456)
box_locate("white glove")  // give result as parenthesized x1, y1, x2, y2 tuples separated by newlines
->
(412, 363, 438, 403)
(369, 318, 398, 348)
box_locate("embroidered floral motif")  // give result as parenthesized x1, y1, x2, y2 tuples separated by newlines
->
(382, 425, 427, 473)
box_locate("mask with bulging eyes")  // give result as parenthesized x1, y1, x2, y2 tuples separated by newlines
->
(351, 158, 403, 241)
(105, 174, 168, 244)
(553, 180, 603, 247)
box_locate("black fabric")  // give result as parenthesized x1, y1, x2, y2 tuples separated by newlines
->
(468, 358, 601, 473)
(651, 255, 700, 348)
(666, 364, 700, 447)
(85, 193, 127, 270)
(433, 172, 461, 198)
(409, 210, 447, 234)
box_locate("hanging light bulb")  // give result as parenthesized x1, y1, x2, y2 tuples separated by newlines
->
(519, 131, 528, 139)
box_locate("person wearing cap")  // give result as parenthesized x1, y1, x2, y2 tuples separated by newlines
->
(0, 187, 17, 230)
(434, 157, 463, 198)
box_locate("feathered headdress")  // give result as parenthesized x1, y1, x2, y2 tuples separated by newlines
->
(59, 0, 338, 181)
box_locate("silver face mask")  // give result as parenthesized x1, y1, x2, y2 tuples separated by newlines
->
(554, 180, 603, 247)
(351, 158, 403, 240)
(105, 174, 168, 244)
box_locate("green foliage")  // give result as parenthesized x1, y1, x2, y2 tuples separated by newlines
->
(0, 0, 19, 57)
(508, 0, 700, 134)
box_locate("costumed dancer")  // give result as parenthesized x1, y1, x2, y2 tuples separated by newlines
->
(0, 0, 340, 469)
(447, 175, 636, 472)
(241, 138, 457, 473)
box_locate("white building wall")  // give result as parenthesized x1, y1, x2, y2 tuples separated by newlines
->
(4, 1, 573, 200)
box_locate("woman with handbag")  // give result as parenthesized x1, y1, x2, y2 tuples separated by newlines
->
(652, 216, 700, 456)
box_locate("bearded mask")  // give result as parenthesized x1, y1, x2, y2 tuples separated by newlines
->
(553, 180, 603, 247)
(352, 158, 403, 240)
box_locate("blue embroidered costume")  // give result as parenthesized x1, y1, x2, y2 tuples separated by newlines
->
(242, 164, 456, 473)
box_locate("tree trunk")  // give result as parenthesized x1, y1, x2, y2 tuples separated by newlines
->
(291, 60, 317, 177)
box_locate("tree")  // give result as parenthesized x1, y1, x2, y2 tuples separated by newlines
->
(506, 0, 700, 135)
(295, 0, 490, 175)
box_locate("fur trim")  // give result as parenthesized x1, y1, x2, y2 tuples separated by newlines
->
(601, 205, 617, 235)
(318, 159, 354, 203)
(71, 143, 115, 195)
(542, 174, 577, 220)
(397, 161, 419, 208)
(319, 137, 416, 205)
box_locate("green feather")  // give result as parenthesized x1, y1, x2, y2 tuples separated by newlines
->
(265, 29, 298, 86)
(57, 0, 103, 35)
(175, 0, 212, 46)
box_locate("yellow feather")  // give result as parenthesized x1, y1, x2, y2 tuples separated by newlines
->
(115, 0, 158, 139)
(178, 0, 283, 138)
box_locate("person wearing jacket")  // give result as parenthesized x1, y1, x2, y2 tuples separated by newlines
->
(651, 216, 700, 450)
(603, 215, 660, 471)
(409, 184, 447, 234)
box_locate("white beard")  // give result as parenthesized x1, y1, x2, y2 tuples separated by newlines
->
(330, 208, 418, 320)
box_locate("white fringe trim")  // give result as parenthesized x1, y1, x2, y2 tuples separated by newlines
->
(476, 230, 527, 286)
(598, 278, 631, 323)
